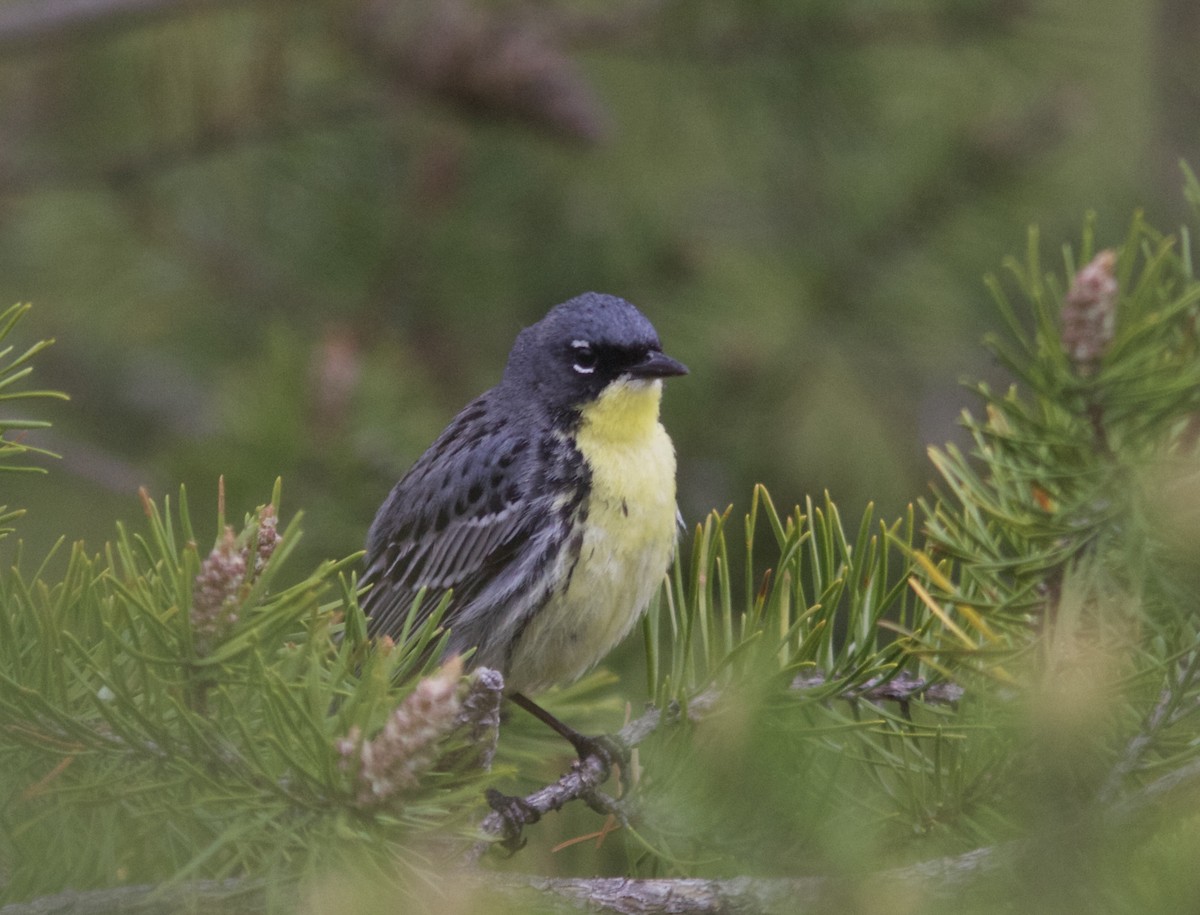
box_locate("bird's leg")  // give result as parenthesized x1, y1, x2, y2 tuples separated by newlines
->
(508, 691, 630, 785)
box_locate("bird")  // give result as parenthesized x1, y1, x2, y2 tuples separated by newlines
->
(361, 291, 686, 757)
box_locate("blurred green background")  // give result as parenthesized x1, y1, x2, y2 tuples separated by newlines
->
(0, 0, 1192, 571)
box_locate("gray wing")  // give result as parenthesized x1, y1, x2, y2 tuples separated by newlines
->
(361, 394, 538, 642)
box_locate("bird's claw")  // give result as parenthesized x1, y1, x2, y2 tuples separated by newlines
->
(485, 787, 539, 853)
(570, 731, 632, 794)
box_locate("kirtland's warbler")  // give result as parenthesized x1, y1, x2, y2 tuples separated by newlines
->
(362, 292, 686, 755)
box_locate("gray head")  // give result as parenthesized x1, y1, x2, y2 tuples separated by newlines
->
(501, 292, 687, 415)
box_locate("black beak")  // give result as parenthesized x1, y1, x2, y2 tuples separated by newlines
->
(629, 348, 689, 379)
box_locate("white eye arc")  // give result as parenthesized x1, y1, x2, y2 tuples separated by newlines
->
(571, 340, 597, 375)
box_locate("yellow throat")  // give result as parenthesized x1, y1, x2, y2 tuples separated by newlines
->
(504, 377, 679, 694)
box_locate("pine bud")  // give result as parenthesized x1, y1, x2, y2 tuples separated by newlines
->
(339, 656, 465, 807)
(450, 666, 504, 771)
(254, 504, 280, 576)
(191, 527, 247, 654)
(1062, 249, 1118, 374)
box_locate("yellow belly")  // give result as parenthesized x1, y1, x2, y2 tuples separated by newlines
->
(505, 378, 678, 694)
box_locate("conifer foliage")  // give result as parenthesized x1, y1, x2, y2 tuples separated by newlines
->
(4, 183, 1200, 912)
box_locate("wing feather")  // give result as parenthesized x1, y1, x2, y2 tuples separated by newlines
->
(361, 393, 539, 641)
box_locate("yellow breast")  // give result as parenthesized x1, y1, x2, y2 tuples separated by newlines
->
(505, 378, 678, 694)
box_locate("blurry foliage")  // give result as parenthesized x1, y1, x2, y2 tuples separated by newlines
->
(0, 0, 1185, 571)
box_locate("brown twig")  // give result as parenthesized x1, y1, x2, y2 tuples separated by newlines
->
(791, 669, 964, 710)
(468, 702, 674, 859)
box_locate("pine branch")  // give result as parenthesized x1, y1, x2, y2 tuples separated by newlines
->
(470, 666, 966, 857)
(0, 482, 490, 898)
(1100, 652, 1200, 804)
(470, 702, 674, 858)
(0, 845, 1008, 915)
(512, 846, 1009, 915)
(790, 669, 964, 709)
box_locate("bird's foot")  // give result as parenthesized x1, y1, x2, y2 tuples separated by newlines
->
(569, 731, 631, 794)
(484, 788, 540, 853)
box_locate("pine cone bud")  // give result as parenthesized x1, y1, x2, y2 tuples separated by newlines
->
(1062, 249, 1118, 374)
(450, 666, 504, 771)
(339, 656, 465, 807)
(191, 527, 247, 654)
(254, 504, 280, 576)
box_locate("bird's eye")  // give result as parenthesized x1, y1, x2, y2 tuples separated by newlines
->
(571, 340, 597, 375)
